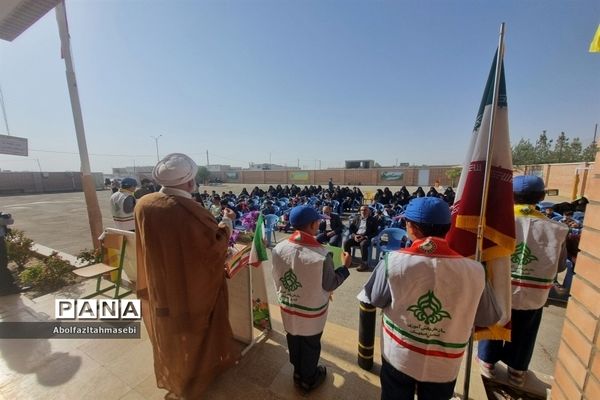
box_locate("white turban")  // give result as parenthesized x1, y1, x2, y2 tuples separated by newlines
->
(152, 153, 198, 187)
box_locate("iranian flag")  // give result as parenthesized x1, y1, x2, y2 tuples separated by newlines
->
(249, 213, 269, 267)
(446, 50, 516, 341)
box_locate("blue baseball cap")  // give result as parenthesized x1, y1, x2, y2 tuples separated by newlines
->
(290, 205, 323, 228)
(120, 177, 138, 188)
(404, 197, 451, 225)
(513, 175, 545, 193)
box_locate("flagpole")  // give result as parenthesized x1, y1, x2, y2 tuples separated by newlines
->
(463, 22, 506, 400)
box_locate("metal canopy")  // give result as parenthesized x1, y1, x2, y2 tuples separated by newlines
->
(0, 0, 61, 42)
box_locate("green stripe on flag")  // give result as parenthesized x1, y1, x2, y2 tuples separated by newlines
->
(249, 213, 269, 265)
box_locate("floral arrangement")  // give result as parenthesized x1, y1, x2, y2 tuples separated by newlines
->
(240, 211, 261, 232)
(228, 211, 261, 247)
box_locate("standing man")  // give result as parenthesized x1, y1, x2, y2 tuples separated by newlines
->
(316, 205, 343, 247)
(110, 177, 137, 231)
(359, 197, 500, 399)
(328, 178, 334, 193)
(344, 206, 379, 271)
(134, 178, 156, 199)
(135, 153, 238, 399)
(272, 205, 351, 392)
(0, 212, 20, 295)
(478, 175, 568, 387)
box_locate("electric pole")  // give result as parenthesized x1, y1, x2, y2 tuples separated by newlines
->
(151, 134, 162, 162)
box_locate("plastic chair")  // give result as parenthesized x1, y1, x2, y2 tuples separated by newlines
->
(371, 228, 408, 264)
(264, 214, 279, 247)
(331, 200, 341, 214)
(573, 211, 585, 223)
(373, 202, 385, 212)
(538, 201, 555, 212)
(350, 241, 373, 266)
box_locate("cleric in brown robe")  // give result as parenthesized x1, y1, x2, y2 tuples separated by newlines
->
(135, 153, 239, 399)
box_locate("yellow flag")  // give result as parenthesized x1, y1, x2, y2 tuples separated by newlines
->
(590, 24, 600, 53)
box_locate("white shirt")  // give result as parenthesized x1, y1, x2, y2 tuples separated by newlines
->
(357, 218, 367, 235)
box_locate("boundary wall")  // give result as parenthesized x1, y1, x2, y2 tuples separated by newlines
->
(0, 172, 105, 195)
(551, 156, 600, 399)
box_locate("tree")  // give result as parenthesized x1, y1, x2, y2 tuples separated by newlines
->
(511, 138, 536, 165)
(582, 141, 599, 162)
(551, 131, 569, 163)
(567, 137, 583, 162)
(513, 131, 591, 164)
(195, 166, 210, 185)
(445, 167, 462, 187)
(534, 131, 553, 164)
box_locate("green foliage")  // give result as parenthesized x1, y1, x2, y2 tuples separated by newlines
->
(550, 132, 569, 163)
(534, 131, 553, 164)
(445, 167, 462, 187)
(6, 229, 33, 271)
(76, 248, 103, 266)
(195, 166, 211, 185)
(19, 252, 75, 292)
(582, 141, 599, 162)
(512, 138, 536, 166)
(513, 130, 597, 165)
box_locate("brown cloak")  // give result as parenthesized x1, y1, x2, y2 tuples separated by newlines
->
(135, 192, 238, 399)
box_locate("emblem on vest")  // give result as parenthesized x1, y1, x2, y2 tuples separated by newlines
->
(519, 206, 533, 215)
(407, 290, 451, 325)
(511, 242, 538, 266)
(280, 269, 302, 292)
(418, 239, 437, 254)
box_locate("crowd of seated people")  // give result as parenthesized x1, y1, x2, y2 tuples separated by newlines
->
(195, 183, 586, 296)
(196, 183, 455, 255)
(195, 183, 457, 236)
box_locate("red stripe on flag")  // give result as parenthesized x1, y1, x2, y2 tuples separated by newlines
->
(447, 162, 515, 259)
(383, 325, 465, 359)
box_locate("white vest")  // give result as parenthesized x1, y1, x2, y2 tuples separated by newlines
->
(382, 238, 485, 383)
(110, 190, 135, 231)
(271, 240, 330, 336)
(511, 207, 569, 310)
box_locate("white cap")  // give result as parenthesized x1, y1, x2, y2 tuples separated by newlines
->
(152, 153, 198, 187)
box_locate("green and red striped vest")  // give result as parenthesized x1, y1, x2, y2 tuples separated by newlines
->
(271, 231, 330, 336)
(511, 205, 569, 310)
(382, 237, 485, 382)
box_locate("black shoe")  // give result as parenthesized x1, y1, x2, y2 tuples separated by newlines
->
(299, 365, 327, 392)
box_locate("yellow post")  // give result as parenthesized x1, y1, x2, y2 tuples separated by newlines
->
(571, 171, 580, 200)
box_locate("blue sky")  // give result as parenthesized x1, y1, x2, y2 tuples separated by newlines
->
(0, 0, 598, 173)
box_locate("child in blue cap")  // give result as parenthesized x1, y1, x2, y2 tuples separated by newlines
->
(359, 196, 501, 399)
(478, 175, 568, 387)
(271, 205, 352, 392)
